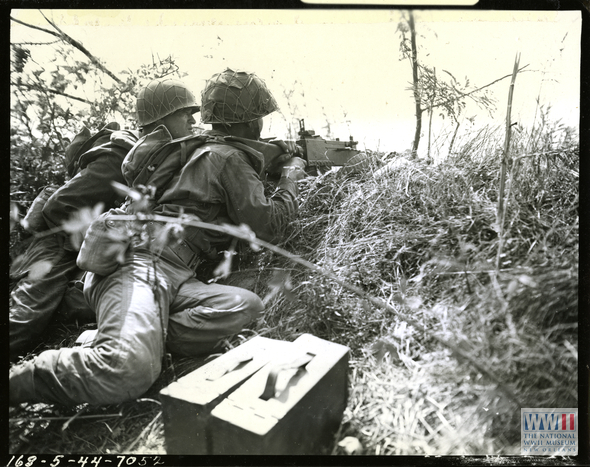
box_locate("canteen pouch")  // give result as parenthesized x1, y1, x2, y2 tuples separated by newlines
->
(77, 208, 130, 276)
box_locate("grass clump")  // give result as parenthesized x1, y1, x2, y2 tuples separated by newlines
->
(255, 123, 578, 454)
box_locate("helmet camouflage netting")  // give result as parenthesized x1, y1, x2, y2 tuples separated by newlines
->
(136, 79, 200, 126)
(200, 68, 278, 124)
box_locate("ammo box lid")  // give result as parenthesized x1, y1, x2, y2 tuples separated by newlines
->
(210, 333, 350, 435)
(160, 335, 293, 408)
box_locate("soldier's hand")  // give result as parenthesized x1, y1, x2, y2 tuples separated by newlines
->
(266, 153, 292, 174)
(269, 139, 302, 156)
(265, 139, 304, 175)
(279, 156, 307, 181)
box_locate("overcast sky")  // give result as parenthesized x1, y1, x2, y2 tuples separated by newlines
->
(11, 9, 581, 157)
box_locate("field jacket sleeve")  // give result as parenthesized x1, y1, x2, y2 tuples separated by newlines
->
(43, 130, 139, 233)
(220, 150, 299, 243)
(42, 146, 129, 251)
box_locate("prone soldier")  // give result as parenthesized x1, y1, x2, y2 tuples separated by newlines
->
(10, 68, 305, 407)
(9, 78, 200, 362)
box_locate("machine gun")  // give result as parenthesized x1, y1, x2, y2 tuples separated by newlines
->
(224, 119, 361, 174)
(293, 119, 360, 170)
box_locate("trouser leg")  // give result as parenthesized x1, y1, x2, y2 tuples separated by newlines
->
(9, 251, 181, 407)
(55, 276, 96, 325)
(9, 234, 79, 361)
(167, 279, 264, 357)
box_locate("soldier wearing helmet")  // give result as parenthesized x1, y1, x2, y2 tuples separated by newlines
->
(200, 68, 277, 136)
(10, 70, 305, 407)
(9, 77, 205, 370)
(200, 68, 306, 178)
(136, 78, 200, 138)
(9, 78, 202, 364)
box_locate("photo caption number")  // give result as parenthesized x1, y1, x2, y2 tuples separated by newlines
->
(8, 455, 37, 467)
(6, 455, 166, 467)
(117, 457, 164, 467)
(116, 457, 137, 467)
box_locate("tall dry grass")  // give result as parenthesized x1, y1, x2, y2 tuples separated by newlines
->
(252, 118, 578, 454)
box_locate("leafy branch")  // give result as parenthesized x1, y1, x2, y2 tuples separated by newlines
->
(11, 81, 93, 105)
(430, 65, 529, 113)
(51, 180, 522, 407)
(114, 211, 522, 406)
(10, 19, 188, 220)
(11, 12, 124, 86)
(397, 10, 528, 158)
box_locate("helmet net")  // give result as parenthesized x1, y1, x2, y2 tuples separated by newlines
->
(136, 79, 199, 126)
(201, 68, 278, 124)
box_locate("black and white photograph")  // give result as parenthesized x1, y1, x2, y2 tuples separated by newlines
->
(8, 5, 583, 463)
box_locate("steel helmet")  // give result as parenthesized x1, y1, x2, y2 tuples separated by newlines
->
(136, 78, 200, 127)
(200, 68, 278, 124)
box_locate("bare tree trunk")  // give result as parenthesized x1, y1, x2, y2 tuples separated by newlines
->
(427, 67, 436, 161)
(496, 54, 521, 270)
(408, 11, 422, 157)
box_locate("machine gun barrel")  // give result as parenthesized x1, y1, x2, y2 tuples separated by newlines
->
(224, 119, 360, 172)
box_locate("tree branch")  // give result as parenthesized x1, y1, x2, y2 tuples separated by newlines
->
(11, 15, 59, 38)
(11, 13, 124, 86)
(84, 209, 522, 407)
(13, 39, 61, 47)
(427, 65, 529, 113)
(11, 81, 94, 105)
(38, 11, 124, 86)
(462, 65, 528, 100)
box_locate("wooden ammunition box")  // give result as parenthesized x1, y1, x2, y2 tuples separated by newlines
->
(159, 336, 292, 454)
(209, 333, 350, 455)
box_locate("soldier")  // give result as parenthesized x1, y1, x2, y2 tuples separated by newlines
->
(10, 68, 305, 407)
(9, 78, 200, 362)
